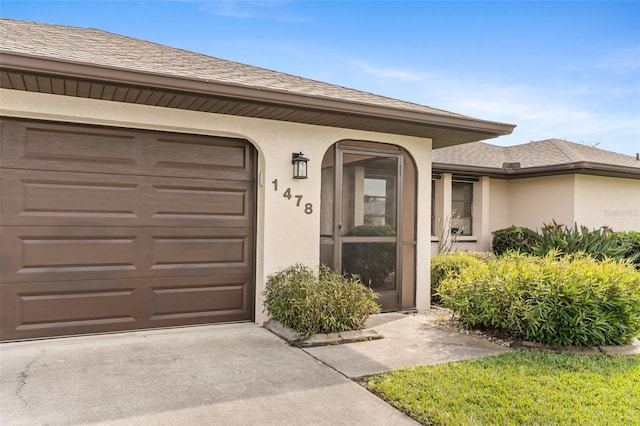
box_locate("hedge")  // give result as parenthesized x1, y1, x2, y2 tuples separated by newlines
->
(438, 253, 640, 346)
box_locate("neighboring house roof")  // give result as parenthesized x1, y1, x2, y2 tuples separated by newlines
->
(432, 139, 640, 179)
(0, 18, 515, 147)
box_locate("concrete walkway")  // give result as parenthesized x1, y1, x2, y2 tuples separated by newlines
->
(1, 323, 418, 426)
(304, 313, 511, 378)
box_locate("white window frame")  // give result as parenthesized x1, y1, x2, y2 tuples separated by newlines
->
(451, 180, 474, 237)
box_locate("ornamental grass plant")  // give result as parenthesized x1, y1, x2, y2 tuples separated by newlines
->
(438, 252, 640, 346)
(430, 253, 485, 304)
(491, 221, 640, 268)
(263, 264, 380, 336)
(531, 221, 628, 261)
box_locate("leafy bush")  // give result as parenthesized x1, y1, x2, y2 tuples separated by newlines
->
(438, 253, 640, 346)
(531, 220, 627, 260)
(619, 231, 640, 269)
(492, 225, 538, 256)
(492, 222, 639, 268)
(430, 253, 484, 304)
(346, 223, 396, 237)
(263, 264, 380, 336)
(465, 251, 497, 263)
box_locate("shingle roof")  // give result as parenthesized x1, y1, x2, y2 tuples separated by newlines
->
(432, 139, 640, 178)
(0, 18, 459, 118)
(1, 18, 518, 146)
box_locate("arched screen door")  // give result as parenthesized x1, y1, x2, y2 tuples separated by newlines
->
(320, 143, 403, 311)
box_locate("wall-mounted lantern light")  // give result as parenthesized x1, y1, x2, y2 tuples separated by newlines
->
(292, 152, 309, 179)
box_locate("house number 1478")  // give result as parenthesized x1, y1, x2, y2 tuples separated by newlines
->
(272, 179, 313, 214)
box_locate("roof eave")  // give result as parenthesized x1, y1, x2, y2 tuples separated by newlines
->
(0, 51, 516, 142)
(432, 161, 640, 180)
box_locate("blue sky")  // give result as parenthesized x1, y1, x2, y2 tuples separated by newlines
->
(2, 0, 639, 155)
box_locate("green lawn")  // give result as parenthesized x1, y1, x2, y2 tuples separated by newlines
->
(365, 351, 640, 425)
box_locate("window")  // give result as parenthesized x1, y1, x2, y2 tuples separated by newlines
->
(451, 181, 473, 236)
(364, 176, 394, 226)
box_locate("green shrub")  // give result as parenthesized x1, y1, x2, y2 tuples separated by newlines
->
(346, 223, 396, 237)
(465, 251, 498, 263)
(263, 264, 380, 336)
(492, 222, 639, 268)
(492, 225, 538, 256)
(619, 231, 640, 269)
(532, 220, 627, 260)
(438, 253, 640, 346)
(430, 253, 484, 304)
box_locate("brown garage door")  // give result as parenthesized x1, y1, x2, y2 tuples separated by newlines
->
(0, 119, 256, 341)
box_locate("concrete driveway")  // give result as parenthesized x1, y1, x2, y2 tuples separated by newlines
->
(1, 323, 417, 426)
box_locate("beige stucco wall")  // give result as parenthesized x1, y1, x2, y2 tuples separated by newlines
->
(488, 179, 510, 233)
(574, 174, 640, 231)
(508, 175, 576, 231)
(1, 89, 434, 322)
(431, 170, 638, 259)
(437, 175, 581, 254)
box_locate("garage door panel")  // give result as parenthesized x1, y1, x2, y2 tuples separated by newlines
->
(1, 120, 141, 174)
(2, 226, 253, 283)
(14, 288, 139, 330)
(149, 183, 250, 221)
(148, 228, 253, 278)
(17, 178, 138, 220)
(1, 279, 145, 340)
(1, 275, 252, 340)
(151, 236, 248, 268)
(2, 227, 144, 283)
(1, 169, 141, 224)
(151, 135, 253, 180)
(149, 275, 251, 322)
(2, 169, 253, 227)
(2, 120, 254, 181)
(19, 236, 138, 272)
